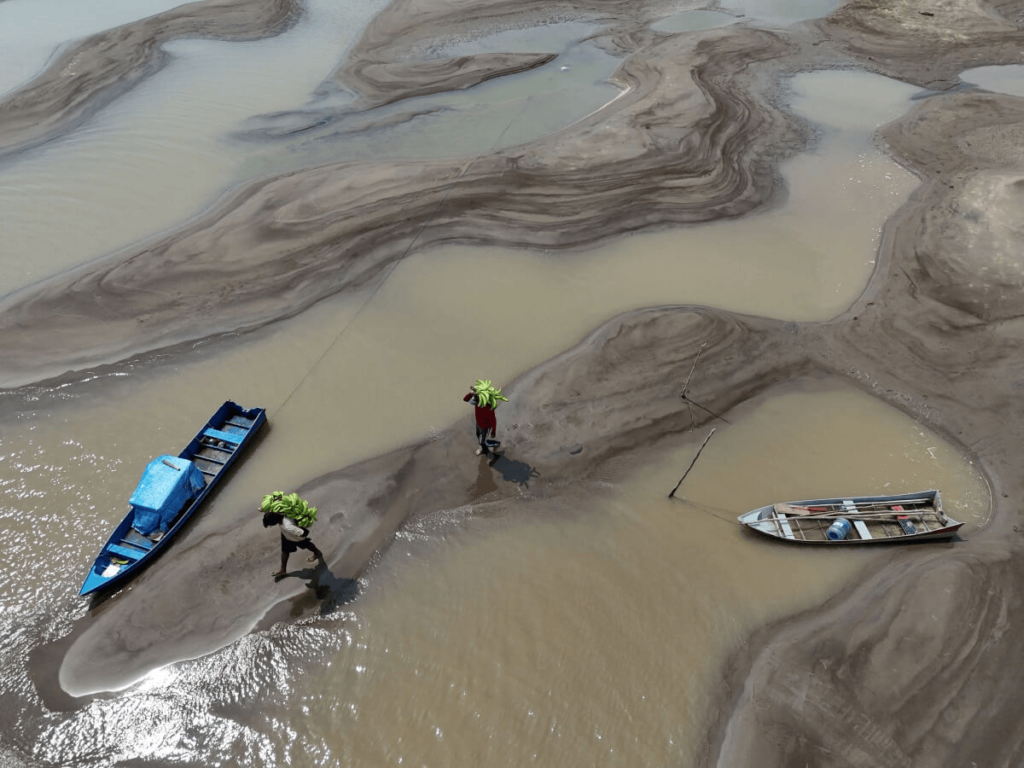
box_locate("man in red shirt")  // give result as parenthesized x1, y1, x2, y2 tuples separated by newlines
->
(463, 379, 508, 457)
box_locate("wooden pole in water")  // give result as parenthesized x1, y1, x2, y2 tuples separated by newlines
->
(680, 342, 707, 398)
(669, 428, 716, 499)
(679, 340, 731, 425)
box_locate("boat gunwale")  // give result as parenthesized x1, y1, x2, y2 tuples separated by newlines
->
(736, 490, 964, 545)
(78, 401, 266, 596)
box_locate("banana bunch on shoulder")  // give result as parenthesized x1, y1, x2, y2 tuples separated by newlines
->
(473, 379, 509, 410)
(261, 491, 318, 527)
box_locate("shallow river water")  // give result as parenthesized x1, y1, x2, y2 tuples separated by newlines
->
(0, 3, 996, 767)
(0, 374, 988, 766)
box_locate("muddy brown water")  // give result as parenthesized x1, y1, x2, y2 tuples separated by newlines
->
(286, 380, 986, 767)
(5, 376, 985, 764)
(0, 7, 995, 765)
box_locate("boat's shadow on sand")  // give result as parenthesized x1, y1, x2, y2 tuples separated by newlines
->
(276, 560, 359, 617)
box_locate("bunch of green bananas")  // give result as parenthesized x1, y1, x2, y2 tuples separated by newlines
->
(261, 491, 318, 527)
(473, 379, 509, 410)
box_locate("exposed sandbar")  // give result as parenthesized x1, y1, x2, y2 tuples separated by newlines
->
(0, 24, 803, 389)
(0, 0, 301, 161)
(329, 52, 559, 110)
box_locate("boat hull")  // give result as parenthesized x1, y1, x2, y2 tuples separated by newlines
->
(79, 401, 266, 596)
(737, 490, 963, 544)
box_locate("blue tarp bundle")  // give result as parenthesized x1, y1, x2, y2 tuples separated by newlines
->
(130, 455, 205, 535)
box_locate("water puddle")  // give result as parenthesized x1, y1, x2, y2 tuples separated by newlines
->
(670, 379, 989, 525)
(719, 0, 840, 25)
(652, 9, 737, 33)
(960, 64, 1024, 98)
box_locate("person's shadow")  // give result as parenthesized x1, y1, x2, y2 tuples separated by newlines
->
(488, 452, 540, 488)
(282, 559, 359, 617)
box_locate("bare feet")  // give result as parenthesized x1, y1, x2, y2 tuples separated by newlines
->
(307, 553, 321, 563)
(271, 570, 286, 578)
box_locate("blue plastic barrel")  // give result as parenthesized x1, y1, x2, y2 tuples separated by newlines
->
(826, 518, 852, 541)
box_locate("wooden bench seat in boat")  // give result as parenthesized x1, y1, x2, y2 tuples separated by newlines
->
(203, 428, 243, 445)
(107, 543, 146, 561)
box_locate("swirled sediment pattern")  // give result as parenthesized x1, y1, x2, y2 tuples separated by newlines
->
(0, 26, 803, 389)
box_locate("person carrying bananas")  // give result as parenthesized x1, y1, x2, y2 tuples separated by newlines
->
(463, 379, 508, 457)
(260, 491, 323, 577)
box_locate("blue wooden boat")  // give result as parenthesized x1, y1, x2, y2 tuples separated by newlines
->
(79, 401, 266, 596)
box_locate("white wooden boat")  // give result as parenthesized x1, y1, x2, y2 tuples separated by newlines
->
(737, 490, 963, 544)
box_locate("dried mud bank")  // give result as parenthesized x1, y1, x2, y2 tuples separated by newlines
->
(0, 22, 804, 389)
(0, 0, 302, 162)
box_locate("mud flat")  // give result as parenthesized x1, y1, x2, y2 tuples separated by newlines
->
(7, 0, 1024, 763)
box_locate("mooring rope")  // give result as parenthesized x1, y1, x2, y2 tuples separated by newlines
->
(673, 497, 737, 525)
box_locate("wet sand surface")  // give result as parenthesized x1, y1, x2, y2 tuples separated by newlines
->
(4, 0, 1024, 764)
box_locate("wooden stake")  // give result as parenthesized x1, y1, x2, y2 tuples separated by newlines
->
(669, 428, 716, 498)
(680, 342, 707, 398)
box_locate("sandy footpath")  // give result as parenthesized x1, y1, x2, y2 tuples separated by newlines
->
(8, 0, 1024, 764)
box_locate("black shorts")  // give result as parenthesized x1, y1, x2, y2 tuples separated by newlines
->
(280, 534, 316, 554)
